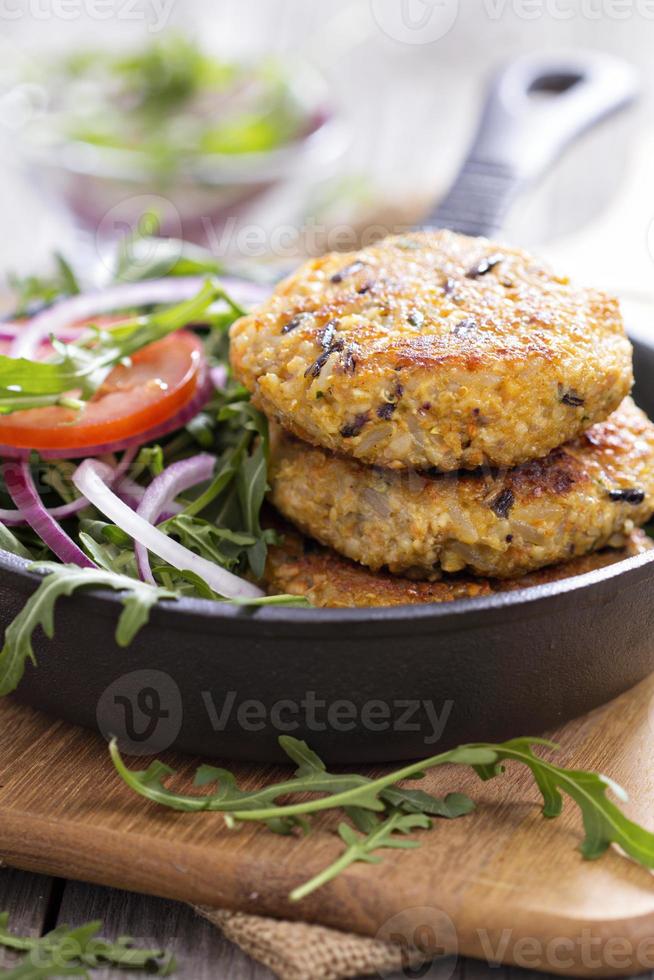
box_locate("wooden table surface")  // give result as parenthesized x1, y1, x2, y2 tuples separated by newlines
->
(4, 866, 654, 980)
(2, 5, 654, 979)
(0, 866, 602, 980)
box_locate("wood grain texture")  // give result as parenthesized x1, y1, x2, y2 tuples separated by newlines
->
(0, 867, 59, 970)
(57, 880, 275, 980)
(1, 678, 654, 977)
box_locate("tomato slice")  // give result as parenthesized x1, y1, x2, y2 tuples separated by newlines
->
(0, 330, 205, 453)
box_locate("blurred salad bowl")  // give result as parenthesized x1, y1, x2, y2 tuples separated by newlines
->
(12, 35, 346, 241)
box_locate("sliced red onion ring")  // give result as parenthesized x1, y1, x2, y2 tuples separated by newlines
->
(0, 370, 214, 461)
(115, 475, 145, 510)
(3, 460, 96, 567)
(0, 445, 144, 527)
(11, 275, 268, 360)
(134, 453, 216, 584)
(115, 476, 182, 522)
(0, 494, 90, 527)
(113, 445, 139, 479)
(73, 459, 263, 599)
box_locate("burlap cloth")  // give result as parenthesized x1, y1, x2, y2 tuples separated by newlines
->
(196, 906, 425, 980)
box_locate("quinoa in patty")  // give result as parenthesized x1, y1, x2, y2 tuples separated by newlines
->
(267, 397, 654, 580)
(265, 524, 653, 608)
(230, 230, 633, 472)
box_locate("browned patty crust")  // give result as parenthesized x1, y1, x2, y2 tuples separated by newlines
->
(265, 525, 652, 608)
(230, 230, 633, 471)
(268, 398, 654, 579)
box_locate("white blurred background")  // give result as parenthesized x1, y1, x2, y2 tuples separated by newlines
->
(1, 0, 653, 307)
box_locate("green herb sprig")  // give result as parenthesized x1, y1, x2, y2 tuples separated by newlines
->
(0, 559, 305, 698)
(113, 211, 224, 284)
(110, 734, 654, 901)
(290, 809, 432, 902)
(0, 563, 176, 697)
(0, 911, 175, 978)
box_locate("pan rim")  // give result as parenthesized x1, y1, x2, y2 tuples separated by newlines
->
(2, 540, 653, 632)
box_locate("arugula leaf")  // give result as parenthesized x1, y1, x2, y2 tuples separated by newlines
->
(173, 394, 275, 578)
(380, 787, 474, 818)
(281, 735, 326, 776)
(150, 564, 218, 599)
(39, 459, 79, 505)
(115, 227, 223, 284)
(469, 738, 654, 865)
(159, 513, 255, 571)
(0, 279, 220, 414)
(133, 445, 165, 479)
(185, 411, 216, 449)
(111, 737, 386, 815)
(230, 592, 309, 607)
(78, 518, 298, 605)
(110, 734, 465, 847)
(0, 911, 176, 977)
(223, 401, 272, 578)
(111, 733, 654, 902)
(0, 564, 175, 696)
(290, 810, 431, 901)
(0, 521, 33, 560)
(237, 439, 269, 578)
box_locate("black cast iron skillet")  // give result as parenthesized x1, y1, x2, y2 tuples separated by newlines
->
(7, 52, 652, 764)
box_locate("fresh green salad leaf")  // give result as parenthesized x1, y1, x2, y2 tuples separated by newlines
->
(290, 810, 431, 901)
(110, 734, 654, 902)
(235, 412, 270, 579)
(0, 564, 176, 697)
(113, 33, 232, 116)
(0, 279, 222, 414)
(0, 911, 176, 977)
(132, 444, 165, 479)
(181, 396, 274, 577)
(469, 739, 654, 865)
(49, 35, 306, 180)
(0, 521, 33, 560)
(115, 225, 224, 284)
(158, 514, 255, 571)
(0, 249, 305, 698)
(0, 550, 306, 699)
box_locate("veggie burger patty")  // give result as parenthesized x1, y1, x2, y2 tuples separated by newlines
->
(265, 525, 653, 608)
(268, 397, 654, 579)
(230, 230, 633, 472)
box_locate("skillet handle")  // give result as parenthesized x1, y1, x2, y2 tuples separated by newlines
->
(424, 50, 638, 237)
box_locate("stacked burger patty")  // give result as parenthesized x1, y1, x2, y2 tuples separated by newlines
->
(230, 230, 654, 607)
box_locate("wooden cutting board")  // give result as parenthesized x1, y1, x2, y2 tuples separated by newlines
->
(1, 678, 654, 977)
